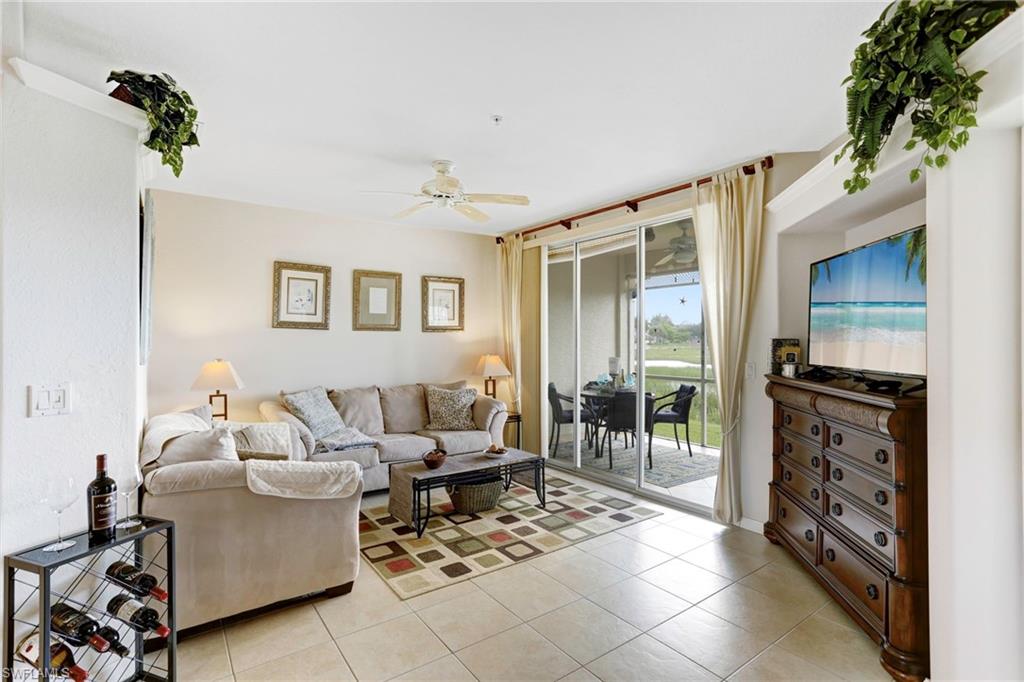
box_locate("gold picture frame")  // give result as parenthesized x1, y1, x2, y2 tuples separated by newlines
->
(422, 275, 465, 332)
(353, 270, 402, 331)
(272, 261, 331, 330)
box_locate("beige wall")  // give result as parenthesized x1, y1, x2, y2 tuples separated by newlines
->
(147, 191, 502, 421)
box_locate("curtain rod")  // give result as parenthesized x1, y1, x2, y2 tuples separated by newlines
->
(496, 155, 773, 245)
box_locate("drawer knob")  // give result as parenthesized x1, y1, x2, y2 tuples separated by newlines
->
(832, 468, 844, 482)
(832, 433, 843, 446)
(783, 470, 792, 482)
(866, 584, 880, 600)
(780, 507, 788, 519)
(804, 529, 815, 542)
(810, 455, 821, 468)
(810, 425, 821, 437)
(811, 488, 820, 501)
(784, 442, 793, 454)
(831, 503, 843, 516)
(875, 449, 889, 464)
(874, 490, 888, 505)
(873, 531, 888, 547)
(784, 414, 793, 425)
(825, 548, 836, 561)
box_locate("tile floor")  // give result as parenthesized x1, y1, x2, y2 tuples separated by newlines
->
(171, 472, 888, 681)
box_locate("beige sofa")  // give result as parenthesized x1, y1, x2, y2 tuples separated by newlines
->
(260, 382, 508, 491)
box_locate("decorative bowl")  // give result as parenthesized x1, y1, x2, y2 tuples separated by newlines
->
(422, 449, 447, 469)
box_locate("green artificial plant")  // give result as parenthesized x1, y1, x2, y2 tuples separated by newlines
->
(835, 0, 1017, 194)
(108, 70, 199, 177)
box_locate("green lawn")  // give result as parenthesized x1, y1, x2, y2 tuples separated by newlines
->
(644, 343, 721, 448)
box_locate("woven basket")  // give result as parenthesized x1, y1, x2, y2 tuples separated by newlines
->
(446, 476, 503, 514)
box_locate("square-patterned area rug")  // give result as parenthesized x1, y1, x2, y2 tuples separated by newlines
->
(359, 475, 660, 599)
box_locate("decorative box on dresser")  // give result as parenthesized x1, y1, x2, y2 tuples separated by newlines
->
(763, 374, 928, 681)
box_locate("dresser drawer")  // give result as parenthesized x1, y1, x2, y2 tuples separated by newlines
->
(780, 459, 823, 512)
(779, 432, 823, 479)
(780, 406, 823, 444)
(819, 530, 886, 632)
(825, 490, 895, 568)
(827, 457, 895, 524)
(825, 421, 894, 479)
(776, 490, 818, 562)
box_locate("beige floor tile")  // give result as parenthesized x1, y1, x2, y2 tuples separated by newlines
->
(777, 614, 888, 681)
(529, 545, 587, 571)
(698, 583, 817, 641)
(668, 514, 734, 540)
(537, 552, 631, 595)
(418, 590, 521, 650)
(234, 641, 354, 681)
(393, 654, 476, 681)
(473, 562, 580, 620)
(176, 629, 233, 681)
(584, 537, 675, 574)
(457, 624, 579, 681)
(738, 560, 830, 613)
(613, 517, 666, 540)
(529, 599, 641, 665)
(717, 528, 788, 562)
(404, 580, 481, 612)
(315, 572, 411, 638)
(814, 599, 863, 632)
(336, 613, 448, 681)
(224, 604, 332, 672)
(574, 532, 623, 552)
(586, 576, 690, 630)
(649, 606, 771, 678)
(558, 668, 601, 682)
(637, 558, 733, 603)
(729, 644, 841, 681)
(586, 634, 717, 681)
(632, 524, 709, 556)
(679, 540, 771, 580)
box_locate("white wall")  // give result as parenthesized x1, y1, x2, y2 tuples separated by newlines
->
(147, 191, 503, 421)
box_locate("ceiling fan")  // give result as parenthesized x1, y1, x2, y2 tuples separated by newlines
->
(654, 223, 698, 267)
(367, 160, 529, 223)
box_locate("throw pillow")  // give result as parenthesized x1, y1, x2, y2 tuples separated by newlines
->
(160, 426, 238, 466)
(232, 423, 292, 459)
(425, 385, 478, 431)
(180, 404, 213, 427)
(281, 386, 345, 440)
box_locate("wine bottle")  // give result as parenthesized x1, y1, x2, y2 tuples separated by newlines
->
(87, 454, 117, 544)
(16, 632, 89, 682)
(105, 560, 168, 602)
(106, 593, 171, 638)
(50, 603, 110, 652)
(96, 625, 131, 658)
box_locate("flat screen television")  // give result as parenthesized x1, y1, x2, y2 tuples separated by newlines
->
(808, 225, 926, 377)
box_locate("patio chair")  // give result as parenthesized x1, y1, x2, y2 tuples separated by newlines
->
(649, 384, 697, 459)
(548, 383, 597, 457)
(599, 391, 656, 469)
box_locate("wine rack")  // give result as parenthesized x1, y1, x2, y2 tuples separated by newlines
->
(3, 516, 175, 681)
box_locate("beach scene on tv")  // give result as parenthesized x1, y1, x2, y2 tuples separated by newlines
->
(809, 227, 926, 376)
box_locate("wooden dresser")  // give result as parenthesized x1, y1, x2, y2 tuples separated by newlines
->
(763, 375, 928, 681)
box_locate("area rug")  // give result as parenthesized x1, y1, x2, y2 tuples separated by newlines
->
(359, 475, 660, 599)
(552, 441, 719, 488)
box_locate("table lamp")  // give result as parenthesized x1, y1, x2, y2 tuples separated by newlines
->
(191, 358, 244, 420)
(475, 354, 511, 399)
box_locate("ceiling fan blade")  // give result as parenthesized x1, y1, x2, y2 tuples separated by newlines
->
(463, 193, 530, 206)
(363, 190, 426, 198)
(654, 253, 675, 267)
(453, 203, 490, 223)
(393, 201, 433, 219)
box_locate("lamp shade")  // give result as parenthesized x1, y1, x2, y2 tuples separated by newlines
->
(475, 354, 511, 378)
(191, 359, 245, 391)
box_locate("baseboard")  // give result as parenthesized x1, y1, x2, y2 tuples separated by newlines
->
(738, 516, 765, 534)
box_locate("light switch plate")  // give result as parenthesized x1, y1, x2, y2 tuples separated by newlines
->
(28, 383, 72, 417)
(745, 362, 756, 379)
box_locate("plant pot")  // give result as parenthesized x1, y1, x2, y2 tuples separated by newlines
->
(108, 84, 135, 106)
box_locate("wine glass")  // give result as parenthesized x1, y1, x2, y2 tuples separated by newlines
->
(42, 477, 79, 552)
(116, 462, 143, 530)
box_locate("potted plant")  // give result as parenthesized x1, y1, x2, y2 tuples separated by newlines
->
(107, 70, 199, 177)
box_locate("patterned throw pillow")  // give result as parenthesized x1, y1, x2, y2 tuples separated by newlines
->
(280, 386, 345, 440)
(425, 386, 478, 431)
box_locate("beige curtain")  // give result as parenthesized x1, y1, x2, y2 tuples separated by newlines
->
(499, 235, 523, 412)
(692, 166, 767, 524)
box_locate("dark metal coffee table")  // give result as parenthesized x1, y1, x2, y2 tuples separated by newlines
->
(388, 449, 546, 537)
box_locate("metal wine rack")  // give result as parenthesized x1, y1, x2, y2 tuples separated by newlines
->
(3, 516, 175, 681)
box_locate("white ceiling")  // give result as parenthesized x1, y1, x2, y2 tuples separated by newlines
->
(22, 2, 883, 235)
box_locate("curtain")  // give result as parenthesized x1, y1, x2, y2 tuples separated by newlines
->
(499, 235, 523, 413)
(692, 166, 767, 524)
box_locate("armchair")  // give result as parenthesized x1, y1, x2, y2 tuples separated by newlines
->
(649, 384, 697, 459)
(547, 383, 597, 457)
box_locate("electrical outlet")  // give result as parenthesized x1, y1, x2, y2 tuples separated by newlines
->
(28, 383, 72, 417)
(745, 362, 756, 379)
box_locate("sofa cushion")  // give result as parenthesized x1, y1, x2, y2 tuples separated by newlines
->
(181, 404, 213, 427)
(160, 427, 239, 466)
(230, 423, 293, 459)
(380, 384, 428, 433)
(280, 386, 345, 440)
(375, 433, 437, 462)
(416, 430, 491, 455)
(329, 386, 385, 435)
(425, 386, 478, 431)
(308, 446, 380, 469)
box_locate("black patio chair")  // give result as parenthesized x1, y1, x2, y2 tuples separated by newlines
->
(599, 391, 656, 469)
(649, 384, 697, 459)
(548, 383, 597, 457)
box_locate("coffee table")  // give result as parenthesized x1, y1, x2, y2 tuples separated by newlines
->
(388, 448, 546, 537)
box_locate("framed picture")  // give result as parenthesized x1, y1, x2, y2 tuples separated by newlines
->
(353, 270, 401, 331)
(272, 261, 331, 330)
(422, 276, 464, 332)
(770, 338, 801, 375)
